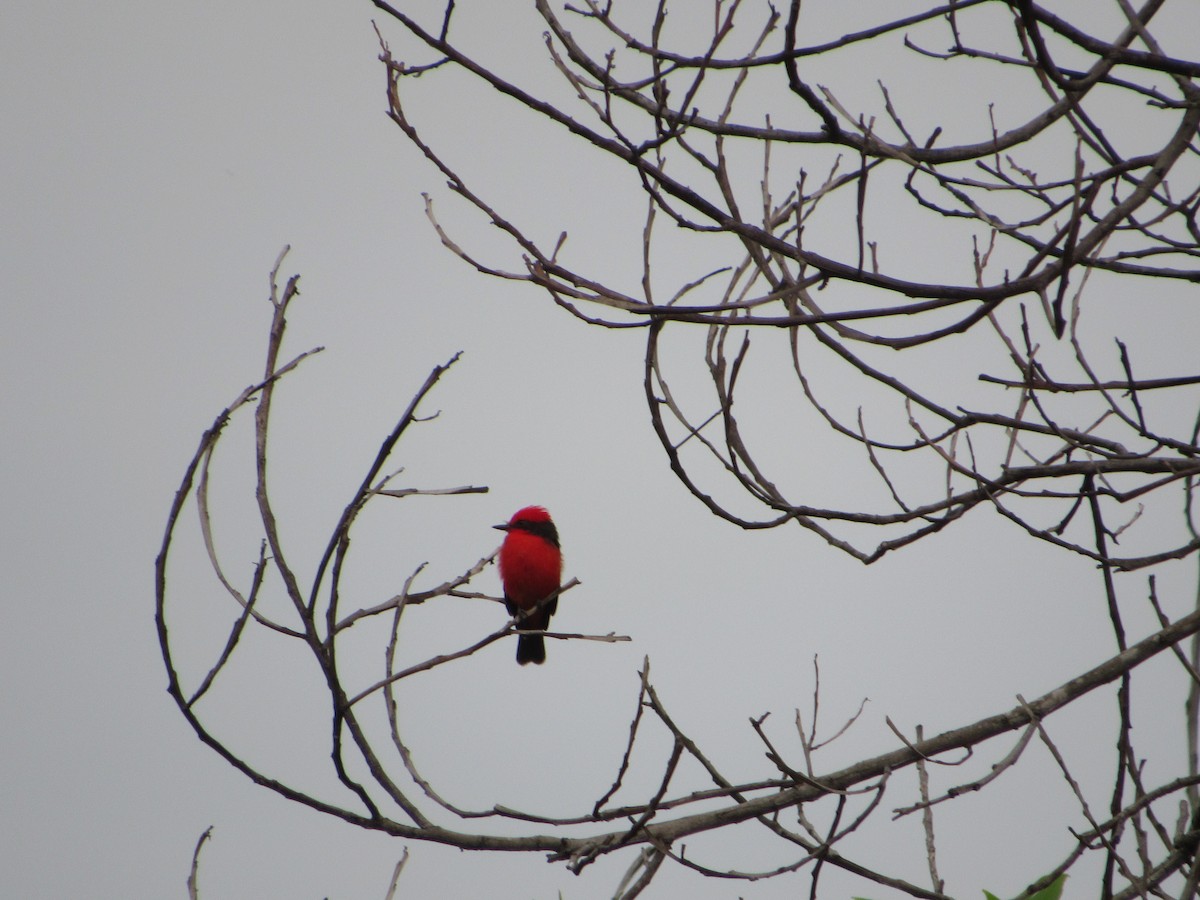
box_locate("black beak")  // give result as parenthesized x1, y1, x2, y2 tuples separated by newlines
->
(493, 523, 510, 532)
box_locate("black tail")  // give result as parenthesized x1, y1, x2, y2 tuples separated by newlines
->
(516, 633, 546, 665)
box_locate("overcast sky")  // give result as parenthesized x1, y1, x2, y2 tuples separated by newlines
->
(4, 2, 1199, 898)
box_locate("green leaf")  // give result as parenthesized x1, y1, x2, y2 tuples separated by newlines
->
(982, 873, 1066, 900)
(1026, 874, 1066, 900)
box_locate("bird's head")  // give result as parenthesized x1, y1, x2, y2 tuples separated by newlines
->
(494, 505, 554, 531)
(494, 506, 559, 547)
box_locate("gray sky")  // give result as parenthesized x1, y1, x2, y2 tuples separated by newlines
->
(4, 2, 1198, 898)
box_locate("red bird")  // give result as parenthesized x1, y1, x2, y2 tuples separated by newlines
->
(494, 506, 563, 665)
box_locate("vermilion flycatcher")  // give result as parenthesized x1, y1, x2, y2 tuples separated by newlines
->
(494, 506, 563, 665)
